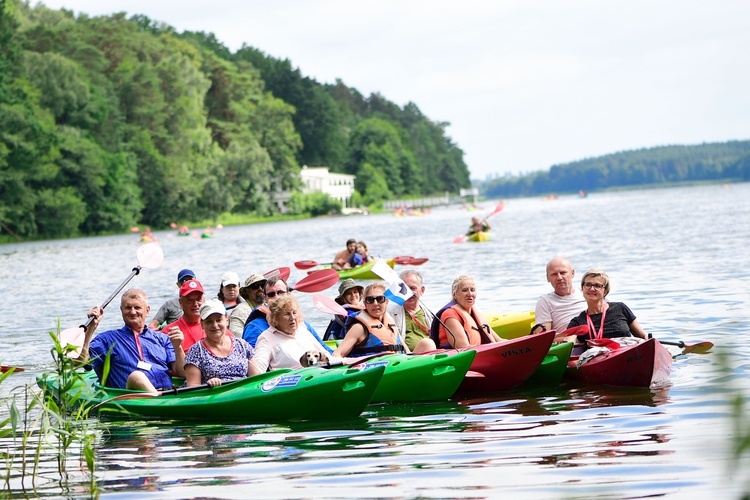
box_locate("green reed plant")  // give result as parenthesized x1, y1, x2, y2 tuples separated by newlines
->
(0, 327, 101, 497)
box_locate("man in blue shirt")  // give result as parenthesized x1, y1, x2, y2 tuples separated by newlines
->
(79, 288, 186, 391)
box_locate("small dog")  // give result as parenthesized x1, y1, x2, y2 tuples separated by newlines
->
(300, 350, 330, 367)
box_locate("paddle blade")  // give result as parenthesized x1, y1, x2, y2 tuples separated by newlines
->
(312, 294, 348, 316)
(394, 256, 414, 265)
(555, 325, 589, 341)
(264, 266, 291, 281)
(681, 341, 714, 354)
(486, 201, 505, 219)
(453, 235, 467, 244)
(136, 242, 164, 269)
(292, 269, 340, 293)
(1, 366, 24, 373)
(294, 260, 319, 270)
(58, 326, 86, 358)
(406, 257, 429, 265)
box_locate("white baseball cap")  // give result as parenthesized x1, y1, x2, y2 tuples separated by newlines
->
(221, 271, 241, 287)
(200, 299, 227, 320)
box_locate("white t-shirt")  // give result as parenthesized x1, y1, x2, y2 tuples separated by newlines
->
(535, 288, 586, 333)
(252, 326, 341, 372)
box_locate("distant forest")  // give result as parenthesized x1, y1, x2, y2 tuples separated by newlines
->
(478, 141, 750, 198)
(0, 0, 471, 239)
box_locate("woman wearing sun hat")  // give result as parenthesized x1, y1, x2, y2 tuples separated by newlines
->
(323, 279, 363, 340)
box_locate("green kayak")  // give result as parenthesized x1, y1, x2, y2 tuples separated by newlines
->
(37, 365, 385, 422)
(354, 350, 476, 403)
(522, 341, 574, 386)
(318, 258, 396, 280)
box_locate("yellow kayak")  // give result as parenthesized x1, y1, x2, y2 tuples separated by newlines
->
(487, 310, 536, 339)
(467, 231, 491, 242)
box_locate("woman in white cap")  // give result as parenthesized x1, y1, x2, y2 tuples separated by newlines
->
(217, 271, 244, 315)
(185, 299, 259, 387)
(323, 279, 363, 340)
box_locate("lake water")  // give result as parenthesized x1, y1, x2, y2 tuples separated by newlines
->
(0, 183, 748, 498)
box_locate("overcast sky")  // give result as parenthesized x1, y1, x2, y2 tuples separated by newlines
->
(37, 0, 750, 180)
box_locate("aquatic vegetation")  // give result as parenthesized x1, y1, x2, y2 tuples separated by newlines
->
(0, 327, 100, 497)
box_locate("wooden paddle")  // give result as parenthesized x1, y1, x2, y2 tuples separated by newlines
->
(290, 269, 340, 293)
(655, 339, 713, 354)
(58, 242, 164, 358)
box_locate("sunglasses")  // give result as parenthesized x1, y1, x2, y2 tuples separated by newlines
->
(364, 295, 387, 305)
(248, 282, 264, 290)
(266, 290, 288, 298)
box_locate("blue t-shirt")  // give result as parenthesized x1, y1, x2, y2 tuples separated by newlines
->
(87, 325, 176, 389)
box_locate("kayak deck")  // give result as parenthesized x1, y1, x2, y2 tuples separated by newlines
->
(565, 337, 672, 387)
(356, 350, 476, 403)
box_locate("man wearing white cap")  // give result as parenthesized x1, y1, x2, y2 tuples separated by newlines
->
(217, 271, 244, 316)
(163, 279, 207, 352)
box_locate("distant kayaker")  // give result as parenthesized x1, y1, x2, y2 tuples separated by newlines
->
(563, 269, 648, 348)
(467, 216, 490, 236)
(533, 257, 586, 336)
(228, 273, 266, 337)
(431, 275, 503, 349)
(216, 271, 244, 315)
(344, 241, 372, 269)
(148, 268, 196, 330)
(332, 282, 435, 357)
(185, 299, 259, 387)
(79, 289, 186, 392)
(251, 296, 339, 372)
(332, 238, 357, 270)
(162, 279, 207, 353)
(387, 270, 437, 352)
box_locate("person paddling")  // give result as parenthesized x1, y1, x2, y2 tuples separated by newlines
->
(79, 289, 186, 392)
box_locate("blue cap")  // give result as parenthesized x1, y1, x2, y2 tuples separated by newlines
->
(177, 269, 196, 282)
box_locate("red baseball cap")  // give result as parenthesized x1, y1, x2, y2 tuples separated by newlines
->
(179, 279, 204, 297)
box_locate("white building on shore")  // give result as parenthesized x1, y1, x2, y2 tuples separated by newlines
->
(271, 166, 356, 213)
(299, 166, 356, 209)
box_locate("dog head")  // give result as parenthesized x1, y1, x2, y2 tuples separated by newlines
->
(300, 350, 329, 367)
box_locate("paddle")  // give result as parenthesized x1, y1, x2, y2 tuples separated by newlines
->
(648, 335, 713, 354)
(394, 255, 414, 265)
(264, 266, 291, 281)
(312, 294, 348, 316)
(1, 366, 24, 374)
(58, 242, 164, 357)
(453, 200, 505, 243)
(290, 269, 340, 293)
(294, 260, 326, 270)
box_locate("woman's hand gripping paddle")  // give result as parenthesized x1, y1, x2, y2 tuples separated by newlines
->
(58, 242, 164, 358)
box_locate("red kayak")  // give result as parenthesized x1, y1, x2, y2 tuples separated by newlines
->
(565, 337, 672, 387)
(433, 329, 555, 394)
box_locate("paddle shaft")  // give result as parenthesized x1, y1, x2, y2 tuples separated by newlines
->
(80, 266, 142, 330)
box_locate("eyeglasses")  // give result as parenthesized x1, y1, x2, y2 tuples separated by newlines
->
(266, 290, 288, 298)
(583, 282, 605, 290)
(364, 295, 387, 305)
(248, 282, 263, 290)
